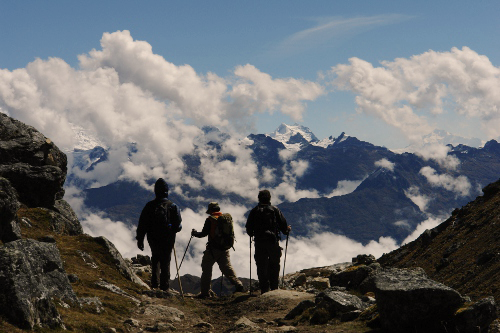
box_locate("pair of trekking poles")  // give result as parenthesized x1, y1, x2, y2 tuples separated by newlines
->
(175, 232, 290, 297)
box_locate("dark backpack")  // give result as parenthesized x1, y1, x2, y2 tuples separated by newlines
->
(211, 213, 235, 250)
(151, 200, 173, 234)
(254, 205, 279, 242)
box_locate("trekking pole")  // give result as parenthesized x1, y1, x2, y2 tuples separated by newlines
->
(249, 236, 252, 295)
(175, 235, 193, 279)
(281, 232, 289, 289)
(172, 244, 184, 301)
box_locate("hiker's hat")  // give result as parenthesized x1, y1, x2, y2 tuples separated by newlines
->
(206, 202, 220, 214)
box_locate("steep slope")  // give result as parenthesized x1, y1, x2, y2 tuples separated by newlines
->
(379, 179, 500, 302)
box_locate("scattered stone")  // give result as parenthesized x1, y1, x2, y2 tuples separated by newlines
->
(284, 299, 316, 320)
(453, 297, 497, 333)
(193, 321, 213, 329)
(234, 316, 260, 330)
(140, 304, 184, 322)
(292, 273, 307, 287)
(96, 279, 141, 305)
(38, 235, 56, 243)
(340, 310, 362, 322)
(124, 318, 140, 327)
(307, 277, 330, 290)
(67, 274, 79, 283)
(80, 297, 104, 314)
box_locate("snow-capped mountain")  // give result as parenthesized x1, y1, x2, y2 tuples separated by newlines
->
(268, 123, 319, 150)
(70, 124, 107, 152)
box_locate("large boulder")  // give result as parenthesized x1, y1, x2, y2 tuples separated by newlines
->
(40, 199, 83, 235)
(0, 113, 67, 208)
(0, 177, 22, 242)
(0, 239, 79, 330)
(369, 267, 466, 333)
(93, 236, 149, 289)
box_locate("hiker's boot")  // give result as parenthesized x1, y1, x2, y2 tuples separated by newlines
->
(234, 284, 244, 293)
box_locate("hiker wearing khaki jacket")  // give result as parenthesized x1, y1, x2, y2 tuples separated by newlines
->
(192, 202, 244, 298)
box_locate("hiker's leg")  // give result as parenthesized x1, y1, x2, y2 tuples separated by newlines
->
(268, 243, 282, 290)
(200, 248, 216, 295)
(217, 249, 243, 289)
(150, 243, 160, 288)
(159, 236, 175, 290)
(254, 242, 270, 293)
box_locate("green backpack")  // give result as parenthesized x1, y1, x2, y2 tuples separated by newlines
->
(212, 213, 235, 250)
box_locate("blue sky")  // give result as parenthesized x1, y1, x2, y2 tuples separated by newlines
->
(2, 0, 499, 273)
(1, 0, 500, 148)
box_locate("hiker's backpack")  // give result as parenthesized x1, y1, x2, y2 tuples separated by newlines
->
(151, 200, 173, 234)
(211, 213, 235, 250)
(254, 205, 279, 242)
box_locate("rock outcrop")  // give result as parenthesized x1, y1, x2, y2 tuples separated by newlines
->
(0, 112, 67, 208)
(0, 239, 79, 329)
(0, 176, 22, 242)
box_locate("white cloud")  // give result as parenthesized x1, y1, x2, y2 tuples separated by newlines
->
(229, 64, 325, 122)
(419, 166, 471, 197)
(401, 215, 444, 245)
(374, 158, 395, 171)
(274, 14, 412, 56)
(414, 144, 460, 170)
(329, 47, 500, 142)
(326, 178, 364, 197)
(404, 186, 430, 212)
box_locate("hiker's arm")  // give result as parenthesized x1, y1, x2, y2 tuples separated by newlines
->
(171, 204, 182, 232)
(276, 208, 290, 235)
(245, 209, 255, 236)
(192, 218, 210, 238)
(136, 204, 150, 250)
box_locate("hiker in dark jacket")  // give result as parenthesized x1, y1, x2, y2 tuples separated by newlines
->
(136, 178, 182, 291)
(191, 202, 244, 298)
(245, 190, 291, 294)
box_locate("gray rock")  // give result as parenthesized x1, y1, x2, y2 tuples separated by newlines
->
(284, 299, 316, 320)
(141, 304, 184, 322)
(0, 239, 79, 330)
(0, 177, 21, 243)
(93, 236, 150, 289)
(371, 267, 466, 333)
(340, 310, 362, 322)
(453, 297, 497, 333)
(315, 290, 368, 316)
(0, 113, 67, 208)
(292, 273, 307, 287)
(330, 264, 375, 290)
(50, 199, 84, 235)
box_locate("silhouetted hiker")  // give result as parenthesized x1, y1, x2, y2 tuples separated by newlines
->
(136, 178, 182, 291)
(191, 202, 244, 298)
(245, 190, 291, 294)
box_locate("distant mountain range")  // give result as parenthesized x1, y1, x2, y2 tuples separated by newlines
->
(69, 124, 500, 244)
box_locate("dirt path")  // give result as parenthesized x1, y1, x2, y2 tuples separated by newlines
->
(124, 290, 375, 332)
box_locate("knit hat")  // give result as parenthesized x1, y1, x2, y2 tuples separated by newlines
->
(206, 202, 220, 214)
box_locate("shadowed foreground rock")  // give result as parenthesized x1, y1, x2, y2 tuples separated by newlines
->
(0, 239, 79, 330)
(0, 177, 22, 243)
(367, 267, 466, 332)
